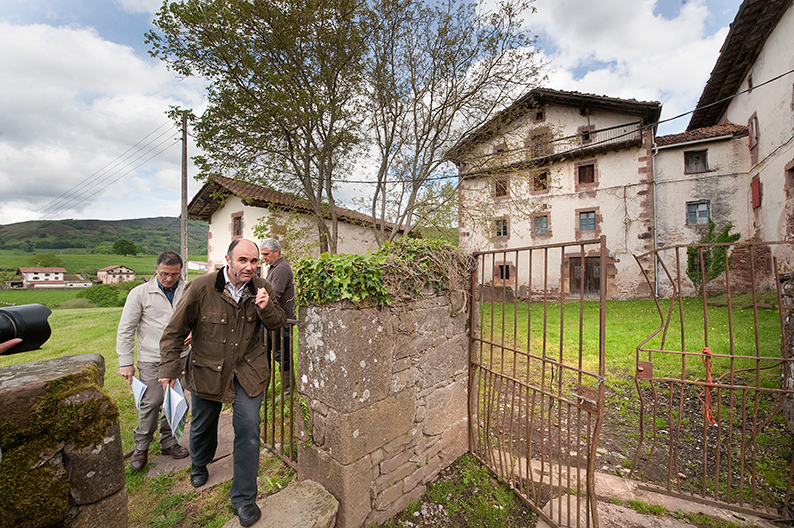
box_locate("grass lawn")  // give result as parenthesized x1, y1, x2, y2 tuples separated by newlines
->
(0, 252, 209, 276)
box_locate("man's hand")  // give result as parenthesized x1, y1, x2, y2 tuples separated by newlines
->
(255, 287, 271, 309)
(0, 338, 22, 354)
(118, 365, 135, 385)
(159, 378, 176, 391)
(183, 332, 192, 348)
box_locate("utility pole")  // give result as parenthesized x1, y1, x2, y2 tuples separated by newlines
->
(181, 113, 188, 282)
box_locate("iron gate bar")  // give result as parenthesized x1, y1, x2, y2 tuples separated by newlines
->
(631, 240, 794, 519)
(263, 321, 298, 470)
(469, 236, 606, 528)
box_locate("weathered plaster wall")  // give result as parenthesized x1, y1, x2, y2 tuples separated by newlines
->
(0, 353, 127, 528)
(722, 5, 794, 259)
(296, 293, 469, 528)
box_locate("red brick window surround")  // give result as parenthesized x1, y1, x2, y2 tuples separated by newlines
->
(531, 170, 549, 193)
(575, 159, 598, 191)
(574, 207, 601, 240)
(231, 212, 244, 239)
(494, 177, 508, 199)
(532, 212, 551, 238)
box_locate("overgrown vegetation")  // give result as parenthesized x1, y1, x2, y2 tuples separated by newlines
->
(295, 238, 471, 306)
(686, 220, 741, 295)
(384, 453, 536, 527)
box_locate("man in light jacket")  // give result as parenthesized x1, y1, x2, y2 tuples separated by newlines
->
(117, 251, 190, 471)
(159, 239, 285, 528)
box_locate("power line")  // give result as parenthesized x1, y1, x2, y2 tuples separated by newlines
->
(39, 137, 181, 220)
(28, 121, 179, 220)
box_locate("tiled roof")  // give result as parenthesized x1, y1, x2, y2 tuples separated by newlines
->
(446, 87, 661, 161)
(17, 267, 67, 273)
(188, 174, 398, 230)
(97, 265, 133, 273)
(688, 0, 792, 130)
(655, 123, 748, 147)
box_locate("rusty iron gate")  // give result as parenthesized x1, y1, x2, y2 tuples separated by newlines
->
(263, 320, 298, 470)
(631, 241, 794, 519)
(469, 237, 607, 528)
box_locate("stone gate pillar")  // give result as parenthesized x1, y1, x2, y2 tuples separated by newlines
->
(296, 292, 469, 528)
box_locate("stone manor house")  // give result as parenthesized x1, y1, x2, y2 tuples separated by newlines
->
(448, 0, 794, 299)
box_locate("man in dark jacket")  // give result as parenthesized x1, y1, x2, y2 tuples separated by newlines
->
(259, 238, 295, 396)
(159, 239, 285, 527)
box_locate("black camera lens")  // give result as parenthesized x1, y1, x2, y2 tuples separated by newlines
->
(0, 304, 52, 354)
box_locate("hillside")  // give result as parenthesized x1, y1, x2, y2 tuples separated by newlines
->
(0, 217, 207, 255)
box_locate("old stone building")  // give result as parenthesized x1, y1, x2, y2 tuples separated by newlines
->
(450, 0, 794, 300)
(448, 88, 661, 299)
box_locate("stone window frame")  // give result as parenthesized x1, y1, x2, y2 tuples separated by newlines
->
(530, 107, 546, 124)
(231, 211, 244, 239)
(578, 124, 596, 146)
(574, 206, 601, 240)
(494, 217, 509, 239)
(494, 260, 515, 282)
(494, 176, 509, 200)
(530, 168, 550, 194)
(785, 158, 794, 200)
(531, 211, 552, 238)
(574, 159, 598, 191)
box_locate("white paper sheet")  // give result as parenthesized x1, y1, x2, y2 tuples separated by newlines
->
(163, 379, 188, 441)
(131, 376, 147, 410)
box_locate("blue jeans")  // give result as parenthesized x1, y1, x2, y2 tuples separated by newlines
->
(190, 377, 263, 508)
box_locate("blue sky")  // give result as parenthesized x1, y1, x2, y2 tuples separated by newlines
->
(0, 0, 744, 224)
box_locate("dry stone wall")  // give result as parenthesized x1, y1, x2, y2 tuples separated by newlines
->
(296, 292, 469, 528)
(0, 353, 127, 528)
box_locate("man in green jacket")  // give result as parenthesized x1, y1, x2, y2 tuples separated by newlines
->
(159, 239, 285, 527)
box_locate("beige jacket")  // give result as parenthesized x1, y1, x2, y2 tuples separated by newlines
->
(116, 275, 186, 367)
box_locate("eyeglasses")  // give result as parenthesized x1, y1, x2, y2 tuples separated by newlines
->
(158, 272, 181, 279)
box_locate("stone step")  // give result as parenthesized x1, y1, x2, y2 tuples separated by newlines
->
(222, 480, 338, 528)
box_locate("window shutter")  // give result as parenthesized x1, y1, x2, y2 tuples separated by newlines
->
(751, 175, 761, 208)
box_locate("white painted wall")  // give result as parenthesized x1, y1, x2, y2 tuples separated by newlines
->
(206, 196, 383, 270)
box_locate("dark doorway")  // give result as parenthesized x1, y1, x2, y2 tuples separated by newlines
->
(570, 256, 600, 295)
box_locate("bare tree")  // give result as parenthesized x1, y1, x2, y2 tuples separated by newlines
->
(364, 0, 543, 243)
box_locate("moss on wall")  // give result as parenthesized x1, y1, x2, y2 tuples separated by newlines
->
(0, 364, 119, 528)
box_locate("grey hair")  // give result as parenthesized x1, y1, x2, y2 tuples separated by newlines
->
(260, 238, 282, 253)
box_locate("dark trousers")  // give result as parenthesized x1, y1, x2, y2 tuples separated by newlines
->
(189, 378, 263, 508)
(262, 326, 292, 373)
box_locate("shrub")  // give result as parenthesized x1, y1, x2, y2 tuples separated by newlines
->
(76, 284, 124, 307)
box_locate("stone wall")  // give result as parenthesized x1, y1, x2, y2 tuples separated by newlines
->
(0, 353, 127, 528)
(296, 292, 469, 528)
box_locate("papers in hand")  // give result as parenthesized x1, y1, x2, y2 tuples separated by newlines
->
(131, 376, 147, 410)
(163, 379, 188, 441)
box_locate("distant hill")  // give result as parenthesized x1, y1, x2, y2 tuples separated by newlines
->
(0, 217, 208, 255)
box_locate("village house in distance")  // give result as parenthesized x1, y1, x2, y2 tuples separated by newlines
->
(449, 0, 794, 300)
(95, 265, 137, 285)
(187, 174, 398, 269)
(13, 267, 92, 289)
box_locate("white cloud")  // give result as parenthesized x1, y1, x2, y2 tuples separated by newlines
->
(530, 0, 734, 133)
(114, 0, 163, 15)
(0, 21, 207, 224)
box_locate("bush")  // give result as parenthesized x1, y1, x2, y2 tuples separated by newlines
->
(76, 284, 124, 307)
